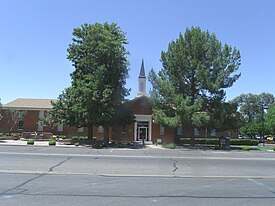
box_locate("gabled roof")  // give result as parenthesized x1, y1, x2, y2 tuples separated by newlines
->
(129, 94, 149, 103)
(124, 95, 152, 114)
(4, 98, 56, 110)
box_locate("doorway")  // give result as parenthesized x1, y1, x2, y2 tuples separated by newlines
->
(136, 122, 149, 141)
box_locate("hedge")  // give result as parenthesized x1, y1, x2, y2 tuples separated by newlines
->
(179, 138, 259, 146)
(179, 138, 219, 145)
(230, 139, 259, 146)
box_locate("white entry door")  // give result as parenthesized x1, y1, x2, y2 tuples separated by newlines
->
(138, 126, 148, 141)
(134, 115, 152, 142)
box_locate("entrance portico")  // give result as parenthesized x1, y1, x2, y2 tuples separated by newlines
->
(134, 114, 152, 143)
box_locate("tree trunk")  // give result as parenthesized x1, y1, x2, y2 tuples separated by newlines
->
(190, 127, 195, 147)
(205, 128, 208, 138)
(103, 126, 109, 146)
(204, 128, 208, 146)
(88, 124, 93, 144)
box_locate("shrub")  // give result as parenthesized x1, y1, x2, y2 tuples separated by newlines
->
(179, 138, 219, 146)
(0, 133, 3, 137)
(27, 139, 34, 145)
(72, 136, 79, 140)
(242, 146, 250, 151)
(273, 147, 275, 151)
(230, 139, 259, 146)
(72, 136, 89, 140)
(166, 143, 176, 149)
(179, 138, 259, 146)
(214, 145, 220, 150)
(49, 140, 56, 146)
(92, 143, 102, 149)
(118, 142, 126, 148)
(59, 135, 67, 139)
(79, 136, 88, 140)
(12, 133, 20, 140)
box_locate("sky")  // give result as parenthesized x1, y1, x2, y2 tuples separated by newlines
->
(0, 0, 274, 104)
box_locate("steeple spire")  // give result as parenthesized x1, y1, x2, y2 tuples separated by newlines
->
(137, 59, 147, 97)
(139, 59, 146, 78)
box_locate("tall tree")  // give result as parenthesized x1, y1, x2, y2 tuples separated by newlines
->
(149, 27, 241, 146)
(232, 93, 274, 137)
(232, 93, 274, 123)
(266, 104, 275, 135)
(52, 22, 131, 144)
(232, 93, 261, 123)
(207, 101, 242, 133)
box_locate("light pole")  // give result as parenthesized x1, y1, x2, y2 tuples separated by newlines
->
(261, 102, 269, 141)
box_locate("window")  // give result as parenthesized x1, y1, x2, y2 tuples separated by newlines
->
(177, 126, 183, 135)
(39, 110, 44, 118)
(160, 125, 165, 135)
(210, 129, 216, 137)
(44, 111, 48, 117)
(98, 126, 104, 133)
(57, 123, 63, 132)
(38, 110, 44, 131)
(78, 127, 84, 133)
(194, 128, 200, 136)
(18, 120, 24, 130)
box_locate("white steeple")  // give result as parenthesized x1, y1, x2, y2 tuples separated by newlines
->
(137, 59, 147, 97)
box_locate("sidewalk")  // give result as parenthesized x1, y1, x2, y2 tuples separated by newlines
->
(0, 139, 76, 147)
(0, 139, 166, 149)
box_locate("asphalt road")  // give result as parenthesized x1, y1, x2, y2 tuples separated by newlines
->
(1, 146, 275, 206)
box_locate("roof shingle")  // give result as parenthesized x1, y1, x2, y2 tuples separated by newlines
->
(4, 98, 56, 110)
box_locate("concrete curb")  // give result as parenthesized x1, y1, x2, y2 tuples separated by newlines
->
(0, 140, 76, 147)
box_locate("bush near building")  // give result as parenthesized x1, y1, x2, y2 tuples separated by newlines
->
(178, 137, 259, 146)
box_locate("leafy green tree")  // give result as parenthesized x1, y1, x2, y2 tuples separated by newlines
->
(192, 111, 210, 137)
(232, 93, 274, 137)
(149, 27, 241, 146)
(266, 105, 275, 135)
(209, 102, 243, 132)
(232, 94, 260, 123)
(111, 103, 136, 127)
(52, 22, 131, 144)
(232, 93, 274, 123)
(239, 122, 261, 137)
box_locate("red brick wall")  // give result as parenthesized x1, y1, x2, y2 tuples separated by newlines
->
(23, 110, 40, 132)
(0, 100, 238, 142)
(151, 123, 175, 144)
(0, 110, 10, 132)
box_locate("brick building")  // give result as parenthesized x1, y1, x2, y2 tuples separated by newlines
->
(0, 60, 235, 143)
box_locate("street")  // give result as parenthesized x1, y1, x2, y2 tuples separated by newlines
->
(1, 146, 275, 205)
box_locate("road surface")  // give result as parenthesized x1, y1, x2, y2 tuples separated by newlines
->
(1, 146, 275, 205)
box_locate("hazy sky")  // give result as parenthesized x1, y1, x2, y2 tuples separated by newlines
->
(0, 0, 274, 104)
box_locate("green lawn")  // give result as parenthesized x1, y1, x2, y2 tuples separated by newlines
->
(231, 145, 275, 151)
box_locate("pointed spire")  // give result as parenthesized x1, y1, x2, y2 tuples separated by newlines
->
(139, 59, 146, 78)
(137, 59, 147, 97)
